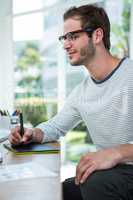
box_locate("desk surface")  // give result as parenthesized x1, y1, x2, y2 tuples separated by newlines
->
(0, 142, 61, 200)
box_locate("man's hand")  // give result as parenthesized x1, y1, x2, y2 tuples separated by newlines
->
(8, 126, 44, 145)
(8, 126, 34, 145)
(75, 148, 122, 185)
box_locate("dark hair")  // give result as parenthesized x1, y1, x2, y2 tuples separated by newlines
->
(63, 4, 110, 50)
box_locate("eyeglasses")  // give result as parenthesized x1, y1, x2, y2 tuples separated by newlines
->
(58, 28, 95, 44)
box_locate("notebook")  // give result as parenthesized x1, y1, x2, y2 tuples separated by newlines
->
(3, 142, 60, 155)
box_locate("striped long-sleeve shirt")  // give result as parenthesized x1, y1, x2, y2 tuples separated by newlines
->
(37, 57, 133, 150)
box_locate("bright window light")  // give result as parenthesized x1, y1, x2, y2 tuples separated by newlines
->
(13, 13, 44, 41)
(44, 0, 59, 7)
(13, 0, 43, 14)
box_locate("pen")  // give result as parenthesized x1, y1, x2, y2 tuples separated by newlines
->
(12, 109, 20, 116)
(12, 110, 17, 116)
(19, 112, 24, 137)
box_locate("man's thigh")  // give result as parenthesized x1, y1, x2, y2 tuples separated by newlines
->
(63, 164, 133, 200)
(80, 164, 133, 200)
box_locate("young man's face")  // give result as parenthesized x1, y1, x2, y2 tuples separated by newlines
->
(63, 18, 95, 66)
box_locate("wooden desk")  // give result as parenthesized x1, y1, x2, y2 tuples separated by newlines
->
(0, 143, 61, 200)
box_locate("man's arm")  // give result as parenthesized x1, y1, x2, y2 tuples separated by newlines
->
(75, 144, 133, 185)
(35, 98, 82, 143)
(9, 89, 82, 145)
(115, 143, 133, 162)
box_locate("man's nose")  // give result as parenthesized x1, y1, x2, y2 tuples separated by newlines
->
(63, 39, 72, 50)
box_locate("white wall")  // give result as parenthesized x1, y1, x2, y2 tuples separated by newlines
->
(0, 0, 14, 112)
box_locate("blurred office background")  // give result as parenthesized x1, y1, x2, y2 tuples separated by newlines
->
(0, 0, 133, 180)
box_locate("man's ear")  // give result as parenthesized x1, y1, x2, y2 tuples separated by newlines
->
(92, 28, 104, 45)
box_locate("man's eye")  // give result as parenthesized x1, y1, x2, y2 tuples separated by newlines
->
(72, 34, 79, 39)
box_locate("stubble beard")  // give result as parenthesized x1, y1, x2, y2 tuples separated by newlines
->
(70, 39, 96, 66)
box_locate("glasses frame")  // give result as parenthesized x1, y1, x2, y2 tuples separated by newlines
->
(58, 27, 96, 43)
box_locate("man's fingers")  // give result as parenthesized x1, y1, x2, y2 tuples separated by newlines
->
(76, 154, 92, 178)
(77, 153, 93, 169)
(10, 129, 21, 140)
(9, 127, 33, 145)
(9, 126, 23, 145)
(75, 153, 97, 185)
(21, 129, 33, 143)
(10, 127, 21, 140)
(9, 134, 21, 145)
(75, 162, 92, 185)
(80, 165, 96, 184)
(11, 126, 20, 133)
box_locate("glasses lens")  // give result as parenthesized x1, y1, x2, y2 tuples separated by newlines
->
(58, 33, 73, 43)
(66, 32, 74, 41)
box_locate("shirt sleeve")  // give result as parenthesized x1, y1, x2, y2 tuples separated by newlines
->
(36, 93, 82, 142)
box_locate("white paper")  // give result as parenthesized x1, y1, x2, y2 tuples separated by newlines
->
(0, 162, 57, 183)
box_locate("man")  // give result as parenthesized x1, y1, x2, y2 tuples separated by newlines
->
(9, 4, 133, 200)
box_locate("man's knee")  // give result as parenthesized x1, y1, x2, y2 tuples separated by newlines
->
(80, 170, 123, 200)
(63, 177, 83, 200)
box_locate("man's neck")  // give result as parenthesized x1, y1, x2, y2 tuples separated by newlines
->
(85, 50, 121, 81)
